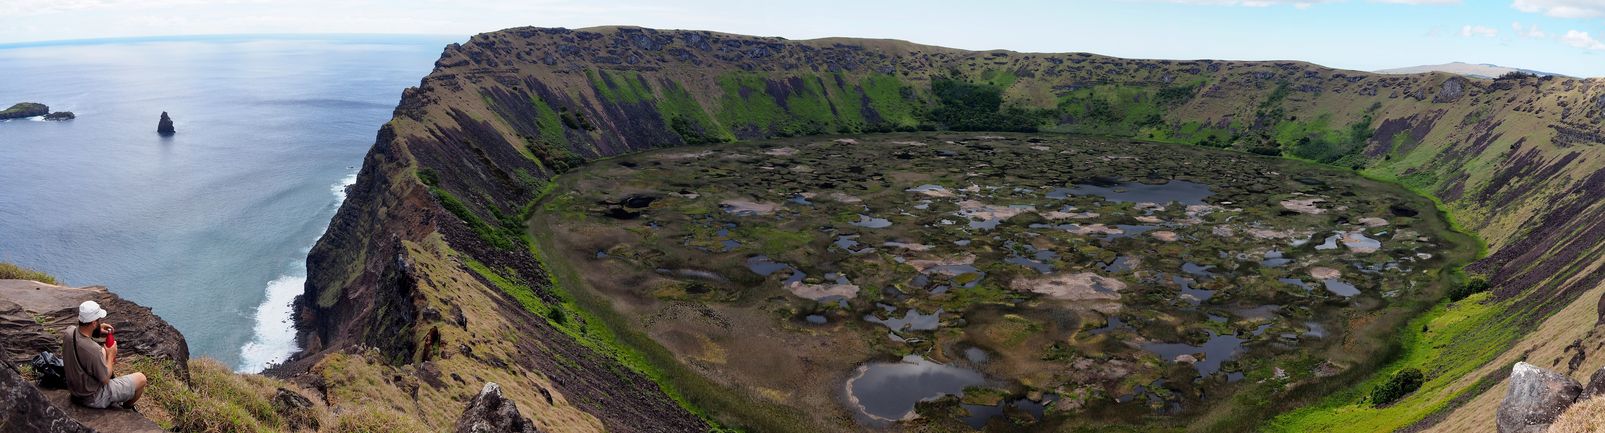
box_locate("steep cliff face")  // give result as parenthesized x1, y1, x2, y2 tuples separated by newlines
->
(299, 26, 1605, 430)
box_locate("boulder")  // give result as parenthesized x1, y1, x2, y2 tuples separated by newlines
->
(1580, 366, 1605, 401)
(42, 112, 75, 121)
(157, 112, 175, 136)
(0, 357, 95, 433)
(455, 382, 541, 433)
(273, 387, 320, 431)
(1498, 362, 1583, 433)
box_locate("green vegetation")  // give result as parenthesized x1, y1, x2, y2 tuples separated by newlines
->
(1370, 368, 1425, 407)
(1054, 84, 1180, 136)
(0, 262, 57, 284)
(1264, 292, 1519, 432)
(430, 186, 526, 251)
(928, 77, 1046, 131)
(860, 73, 920, 130)
(1448, 276, 1492, 302)
(659, 80, 734, 145)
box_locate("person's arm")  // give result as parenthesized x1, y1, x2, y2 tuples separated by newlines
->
(98, 323, 116, 382)
(103, 342, 116, 373)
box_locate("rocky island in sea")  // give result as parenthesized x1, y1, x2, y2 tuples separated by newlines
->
(0, 102, 73, 121)
(157, 111, 175, 135)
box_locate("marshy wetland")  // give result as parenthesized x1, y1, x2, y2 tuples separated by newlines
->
(530, 133, 1476, 431)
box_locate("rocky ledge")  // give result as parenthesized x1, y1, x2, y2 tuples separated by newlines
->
(0, 279, 188, 433)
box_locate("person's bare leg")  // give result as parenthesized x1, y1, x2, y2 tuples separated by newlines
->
(127, 372, 147, 405)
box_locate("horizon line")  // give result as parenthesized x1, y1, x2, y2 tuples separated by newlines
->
(0, 32, 468, 50)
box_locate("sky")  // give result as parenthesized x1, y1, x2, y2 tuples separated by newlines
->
(2, 0, 1605, 77)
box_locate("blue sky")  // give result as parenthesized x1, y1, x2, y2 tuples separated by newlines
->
(3, 0, 1604, 76)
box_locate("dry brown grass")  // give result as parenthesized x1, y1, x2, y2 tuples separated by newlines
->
(125, 357, 334, 433)
(1552, 396, 1605, 433)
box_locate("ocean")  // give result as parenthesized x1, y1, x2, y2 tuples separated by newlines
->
(0, 34, 457, 372)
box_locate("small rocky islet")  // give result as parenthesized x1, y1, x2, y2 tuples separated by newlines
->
(0, 102, 73, 121)
(534, 132, 1469, 429)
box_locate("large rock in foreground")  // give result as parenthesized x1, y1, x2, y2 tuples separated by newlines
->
(0, 361, 94, 433)
(454, 382, 541, 433)
(1499, 362, 1584, 433)
(0, 280, 189, 378)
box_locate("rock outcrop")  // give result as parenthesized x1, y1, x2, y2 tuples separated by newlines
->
(454, 382, 541, 433)
(1499, 362, 1585, 433)
(0, 360, 94, 433)
(0, 279, 188, 433)
(42, 112, 74, 121)
(0, 280, 189, 376)
(1, 102, 49, 120)
(156, 112, 174, 136)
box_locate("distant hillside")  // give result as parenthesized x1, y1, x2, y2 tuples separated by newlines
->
(293, 25, 1605, 433)
(1377, 61, 1565, 79)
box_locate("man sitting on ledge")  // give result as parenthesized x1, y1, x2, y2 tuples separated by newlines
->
(61, 300, 147, 409)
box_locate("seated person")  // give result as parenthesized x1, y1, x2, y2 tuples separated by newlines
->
(60, 300, 147, 409)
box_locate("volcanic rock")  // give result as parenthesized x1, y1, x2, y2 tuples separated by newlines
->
(454, 382, 541, 433)
(1498, 362, 1583, 433)
(157, 111, 175, 136)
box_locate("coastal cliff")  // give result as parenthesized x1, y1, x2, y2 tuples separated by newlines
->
(294, 26, 1605, 431)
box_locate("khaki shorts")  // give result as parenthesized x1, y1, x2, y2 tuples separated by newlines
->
(86, 375, 138, 408)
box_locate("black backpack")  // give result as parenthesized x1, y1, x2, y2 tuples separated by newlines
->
(30, 351, 67, 389)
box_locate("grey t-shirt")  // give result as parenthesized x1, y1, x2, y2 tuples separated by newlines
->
(60, 327, 109, 399)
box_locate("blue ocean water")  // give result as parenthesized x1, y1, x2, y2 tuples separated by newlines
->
(0, 35, 457, 372)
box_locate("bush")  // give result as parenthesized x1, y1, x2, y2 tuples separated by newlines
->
(1448, 276, 1491, 301)
(0, 262, 58, 284)
(926, 78, 1047, 132)
(1370, 368, 1425, 406)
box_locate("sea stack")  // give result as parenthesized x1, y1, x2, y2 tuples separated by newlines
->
(157, 111, 175, 136)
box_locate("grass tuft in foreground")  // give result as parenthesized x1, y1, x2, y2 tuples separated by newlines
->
(0, 262, 59, 284)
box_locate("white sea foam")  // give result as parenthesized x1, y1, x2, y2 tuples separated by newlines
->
(236, 171, 359, 373)
(236, 275, 305, 373)
(332, 172, 357, 201)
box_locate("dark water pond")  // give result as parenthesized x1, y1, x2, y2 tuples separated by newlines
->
(1142, 333, 1245, 376)
(846, 355, 987, 422)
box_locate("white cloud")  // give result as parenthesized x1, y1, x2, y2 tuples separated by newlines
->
(1512, 21, 1550, 37)
(1561, 29, 1605, 49)
(1512, 0, 1605, 18)
(1461, 25, 1500, 37)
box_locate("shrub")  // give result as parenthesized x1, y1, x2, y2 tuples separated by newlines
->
(1448, 276, 1491, 301)
(0, 262, 58, 284)
(926, 78, 1047, 132)
(1370, 368, 1425, 406)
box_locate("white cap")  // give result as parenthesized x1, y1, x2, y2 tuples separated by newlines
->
(78, 301, 107, 324)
